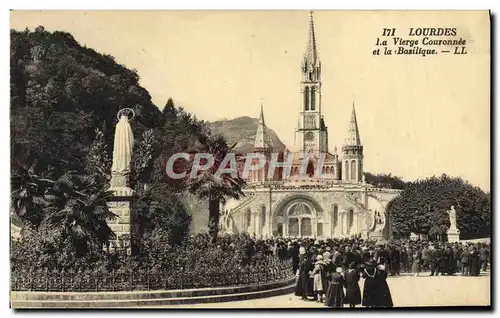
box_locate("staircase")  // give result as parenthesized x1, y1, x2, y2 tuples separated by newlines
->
(11, 277, 296, 308)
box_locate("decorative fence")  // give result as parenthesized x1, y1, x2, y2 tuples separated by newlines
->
(11, 257, 294, 292)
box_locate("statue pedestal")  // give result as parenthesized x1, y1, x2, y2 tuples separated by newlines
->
(447, 228, 460, 243)
(108, 175, 134, 254)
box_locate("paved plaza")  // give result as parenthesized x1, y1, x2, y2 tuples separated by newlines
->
(162, 272, 490, 308)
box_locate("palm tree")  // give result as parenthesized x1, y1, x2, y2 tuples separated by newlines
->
(184, 134, 246, 243)
(11, 163, 54, 229)
(42, 173, 117, 253)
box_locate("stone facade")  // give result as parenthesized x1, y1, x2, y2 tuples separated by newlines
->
(222, 182, 399, 239)
(220, 12, 401, 239)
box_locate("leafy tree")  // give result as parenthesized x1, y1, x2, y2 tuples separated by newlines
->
(364, 172, 406, 189)
(131, 128, 155, 186)
(84, 128, 111, 180)
(390, 174, 490, 240)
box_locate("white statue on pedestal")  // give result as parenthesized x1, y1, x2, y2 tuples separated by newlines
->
(446, 205, 460, 243)
(447, 205, 457, 230)
(110, 108, 135, 196)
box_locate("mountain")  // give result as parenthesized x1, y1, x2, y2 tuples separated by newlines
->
(208, 116, 287, 153)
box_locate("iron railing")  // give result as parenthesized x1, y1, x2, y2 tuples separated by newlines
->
(11, 257, 294, 292)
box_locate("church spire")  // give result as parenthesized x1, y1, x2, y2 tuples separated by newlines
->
(345, 102, 361, 146)
(254, 102, 271, 151)
(259, 103, 265, 127)
(303, 11, 320, 68)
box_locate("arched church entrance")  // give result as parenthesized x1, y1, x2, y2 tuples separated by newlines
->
(272, 195, 324, 238)
(286, 201, 314, 237)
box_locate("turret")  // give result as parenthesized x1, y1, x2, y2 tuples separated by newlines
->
(342, 102, 364, 182)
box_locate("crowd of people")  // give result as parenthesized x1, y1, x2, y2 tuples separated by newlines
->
(245, 236, 490, 308)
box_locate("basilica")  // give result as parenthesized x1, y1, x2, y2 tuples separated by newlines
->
(220, 12, 400, 239)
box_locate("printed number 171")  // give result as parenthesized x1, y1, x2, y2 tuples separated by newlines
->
(382, 28, 396, 36)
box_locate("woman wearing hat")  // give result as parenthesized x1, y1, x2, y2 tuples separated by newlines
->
(362, 262, 393, 308)
(312, 255, 326, 302)
(295, 246, 306, 298)
(344, 262, 362, 308)
(325, 267, 345, 308)
(295, 247, 314, 300)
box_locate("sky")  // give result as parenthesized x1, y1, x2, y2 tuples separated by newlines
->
(10, 10, 490, 191)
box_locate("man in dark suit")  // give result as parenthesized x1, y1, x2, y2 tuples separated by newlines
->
(479, 245, 489, 272)
(460, 248, 471, 276)
(288, 241, 300, 275)
(430, 246, 443, 276)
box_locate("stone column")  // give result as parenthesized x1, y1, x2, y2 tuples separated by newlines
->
(337, 212, 344, 235)
(251, 212, 256, 236)
(312, 217, 318, 237)
(268, 209, 272, 237)
(345, 212, 349, 236)
(256, 212, 261, 237)
(298, 218, 302, 237)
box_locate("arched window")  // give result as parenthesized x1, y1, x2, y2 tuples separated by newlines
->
(261, 206, 266, 230)
(345, 161, 349, 180)
(304, 87, 310, 111)
(351, 160, 356, 181)
(310, 86, 316, 110)
(348, 209, 354, 234)
(245, 209, 251, 230)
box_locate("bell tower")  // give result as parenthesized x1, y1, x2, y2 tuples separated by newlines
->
(294, 11, 328, 156)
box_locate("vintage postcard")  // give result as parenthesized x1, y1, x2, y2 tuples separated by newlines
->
(9, 10, 490, 309)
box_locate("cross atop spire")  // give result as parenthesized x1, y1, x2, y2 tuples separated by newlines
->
(303, 10, 320, 69)
(345, 102, 362, 146)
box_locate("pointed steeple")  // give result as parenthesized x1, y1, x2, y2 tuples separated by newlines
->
(303, 11, 320, 68)
(254, 102, 272, 151)
(345, 102, 362, 146)
(259, 103, 265, 126)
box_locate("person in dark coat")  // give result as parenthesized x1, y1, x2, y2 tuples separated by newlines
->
(430, 247, 443, 276)
(289, 242, 299, 275)
(361, 261, 378, 307)
(295, 249, 304, 297)
(362, 262, 394, 307)
(479, 246, 489, 272)
(344, 262, 362, 308)
(469, 247, 480, 276)
(460, 248, 470, 276)
(443, 246, 455, 275)
(389, 246, 401, 276)
(373, 264, 394, 307)
(295, 247, 313, 299)
(325, 267, 345, 308)
(421, 245, 431, 271)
